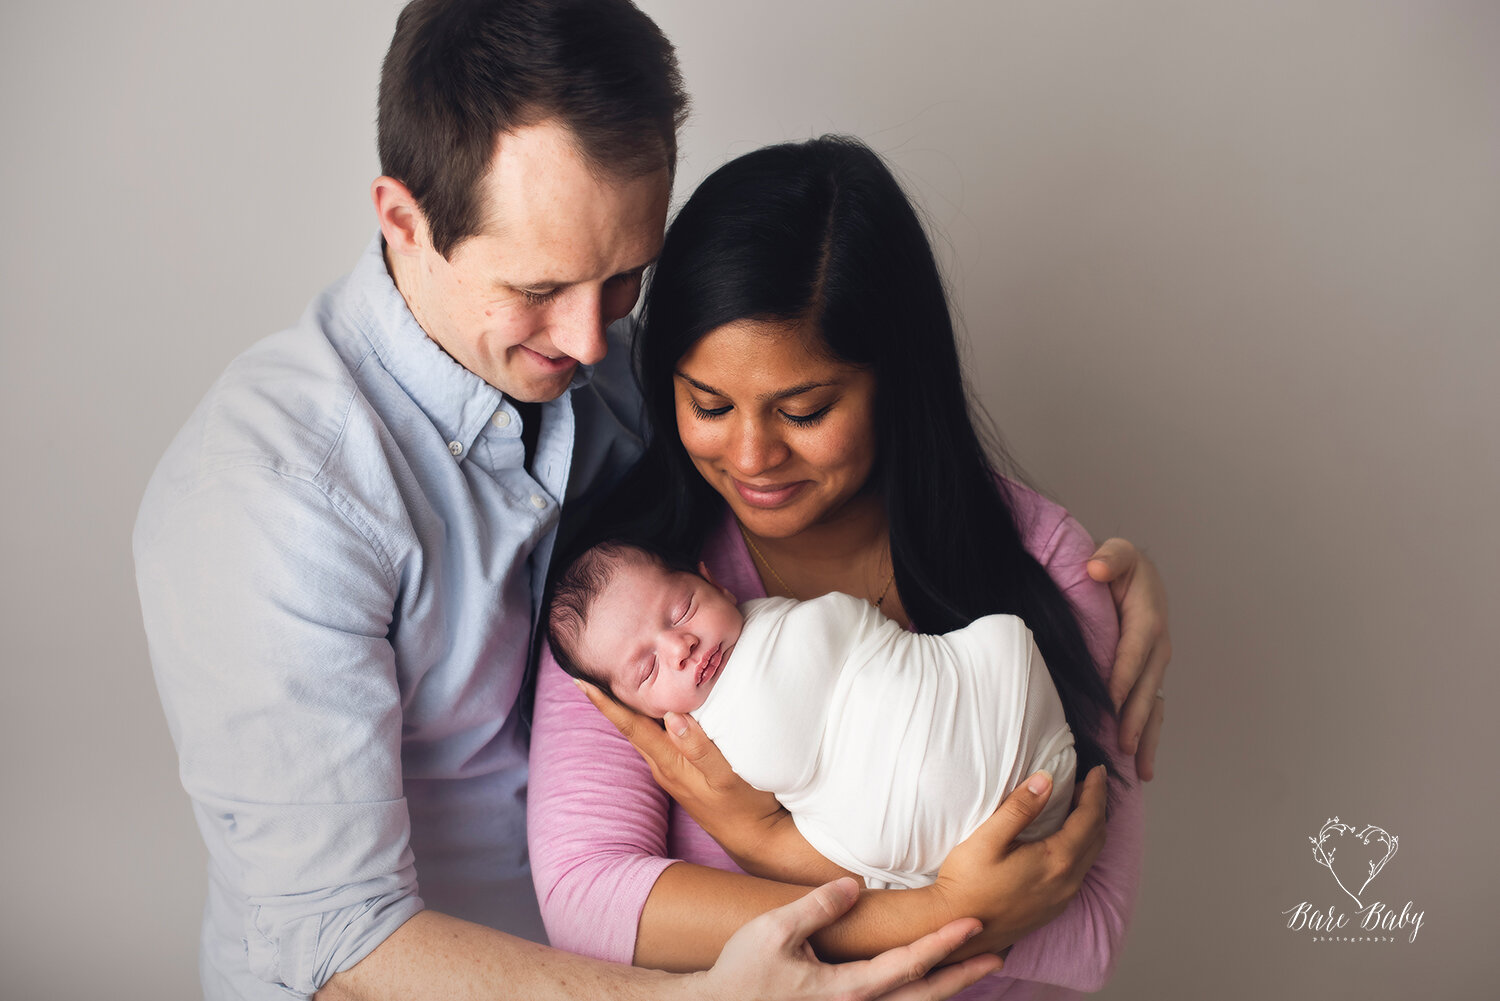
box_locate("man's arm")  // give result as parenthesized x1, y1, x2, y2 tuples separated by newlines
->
(318, 884, 1003, 1001)
(136, 464, 423, 995)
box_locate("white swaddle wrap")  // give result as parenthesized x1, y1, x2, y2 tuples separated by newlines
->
(691, 592, 1076, 890)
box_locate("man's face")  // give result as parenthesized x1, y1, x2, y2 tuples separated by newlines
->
(579, 561, 744, 718)
(396, 121, 671, 402)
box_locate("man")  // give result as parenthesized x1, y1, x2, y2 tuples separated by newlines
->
(135, 2, 1167, 998)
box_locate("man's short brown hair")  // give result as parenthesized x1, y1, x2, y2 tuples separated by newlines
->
(378, 0, 688, 258)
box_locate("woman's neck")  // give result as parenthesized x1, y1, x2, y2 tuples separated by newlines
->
(737, 492, 908, 626)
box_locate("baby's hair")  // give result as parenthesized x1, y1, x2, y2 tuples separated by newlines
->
(546, 539, 690, 692)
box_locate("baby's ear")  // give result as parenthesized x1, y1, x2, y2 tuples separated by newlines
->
(698, 561, 736, 601)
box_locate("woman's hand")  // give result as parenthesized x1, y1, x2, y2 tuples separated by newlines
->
(1087, 538, 1171, 780)
(926, 766, 1109, 960)
(577, 680, 852, 884)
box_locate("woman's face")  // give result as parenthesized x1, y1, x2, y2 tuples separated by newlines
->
(673, 318, 878, 540)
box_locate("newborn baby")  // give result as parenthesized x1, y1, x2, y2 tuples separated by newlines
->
(546, 540, 1077, 889)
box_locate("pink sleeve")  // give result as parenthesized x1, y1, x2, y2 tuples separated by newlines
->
(526, 644, 678, 962)
(998, 495, 1144, 993)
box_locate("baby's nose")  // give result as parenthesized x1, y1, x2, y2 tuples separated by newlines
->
(667, 632, 698, 669)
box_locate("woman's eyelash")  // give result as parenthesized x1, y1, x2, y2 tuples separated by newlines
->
(688, 399, 730, 419)
(687, 399, 834, 426)
(781, 406, 831, 427)
(522, 288, 560, 306)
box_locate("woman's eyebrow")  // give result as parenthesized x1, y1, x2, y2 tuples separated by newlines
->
(674, 371, 837, 402)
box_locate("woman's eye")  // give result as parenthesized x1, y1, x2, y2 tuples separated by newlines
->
(781, 405, 832, 427)
(522, 288, 560, 306)
(689, 398, 731, 420)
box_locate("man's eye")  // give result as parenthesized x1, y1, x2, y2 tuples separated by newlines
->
(522, 288, 560, 306)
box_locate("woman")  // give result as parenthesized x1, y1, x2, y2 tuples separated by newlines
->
(529, 136, 1151, 994)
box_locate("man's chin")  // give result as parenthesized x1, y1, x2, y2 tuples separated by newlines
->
(485, 365, 578, 403)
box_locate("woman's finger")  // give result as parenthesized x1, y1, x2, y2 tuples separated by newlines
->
(968, 770, 1055, 853)
(1055, 766, 1108, 880)
(576, 679, 677, 767)
(663, 710, 728, 768)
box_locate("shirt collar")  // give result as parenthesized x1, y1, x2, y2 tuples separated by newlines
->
(347, 234, 595, 461)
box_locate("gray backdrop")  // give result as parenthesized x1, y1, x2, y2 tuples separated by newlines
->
(3, 1, 1495, 998)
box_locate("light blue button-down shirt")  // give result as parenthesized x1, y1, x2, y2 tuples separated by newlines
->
(134, 236, 645, 999)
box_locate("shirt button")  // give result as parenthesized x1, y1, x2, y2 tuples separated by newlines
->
(448, 441, 463, 456)
(529, 494, 547, 509)
(492, 410, 512, 429)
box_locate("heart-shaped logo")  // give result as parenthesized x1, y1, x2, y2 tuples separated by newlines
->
(1309, 816, 1399, 907)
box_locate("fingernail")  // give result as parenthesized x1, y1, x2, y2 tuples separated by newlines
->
(572, 678, 585, 691)
(962, 924, 982, 944)
(1026, 770, 1052, 795)
(665, 712, 688, 737)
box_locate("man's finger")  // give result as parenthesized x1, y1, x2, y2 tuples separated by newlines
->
(1118, 639, 1168, 754)
(877, 951, 1003, 1001)
(1085, 537, 1137, 587)
(1136, 697, 1164, 782)
(852, 918, 993, 1001)
(1107, 629, 1151, 712)
(770, 877, 862, 942)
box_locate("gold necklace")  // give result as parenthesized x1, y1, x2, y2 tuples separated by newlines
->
(738, 523, 897, 608)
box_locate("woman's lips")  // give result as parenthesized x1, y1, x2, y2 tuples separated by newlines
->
(732, 478, 807, 509)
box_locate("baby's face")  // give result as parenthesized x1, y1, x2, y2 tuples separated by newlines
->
(579, 562, 743, 717)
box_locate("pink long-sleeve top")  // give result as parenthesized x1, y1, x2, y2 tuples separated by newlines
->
(528, 485, 1143, 998)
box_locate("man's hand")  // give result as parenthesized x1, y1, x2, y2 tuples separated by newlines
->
(1087, 538, 1170, 780)
(926, 766, 1109, 960)
(700, 878, 1002, 1001)
(577, 680, 846, 881)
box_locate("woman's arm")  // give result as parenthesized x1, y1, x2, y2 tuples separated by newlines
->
(528, 649, 1103, 971)
(998, 511, 1146, 992)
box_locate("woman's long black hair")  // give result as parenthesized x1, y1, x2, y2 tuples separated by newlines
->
(562, 135, 1123, 782)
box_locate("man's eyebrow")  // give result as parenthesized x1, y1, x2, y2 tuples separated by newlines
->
(674, 371, 837, 403)
(499, 256, 658, 291)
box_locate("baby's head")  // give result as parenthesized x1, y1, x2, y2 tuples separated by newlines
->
(547, 541, 743, 717)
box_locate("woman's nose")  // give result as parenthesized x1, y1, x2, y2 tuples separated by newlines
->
(728, 418, 789, 476)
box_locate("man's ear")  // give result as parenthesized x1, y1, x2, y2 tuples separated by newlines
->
(371, 175, 427, 256)
(698, 561, 736, 602)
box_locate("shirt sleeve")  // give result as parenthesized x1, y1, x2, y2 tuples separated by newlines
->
(135, 463, 422, 997)
(526, 644, 679, 962)
(996, 507, 1144, 993)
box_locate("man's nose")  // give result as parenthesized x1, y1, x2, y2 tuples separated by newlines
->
(550, 289, 609, 366)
